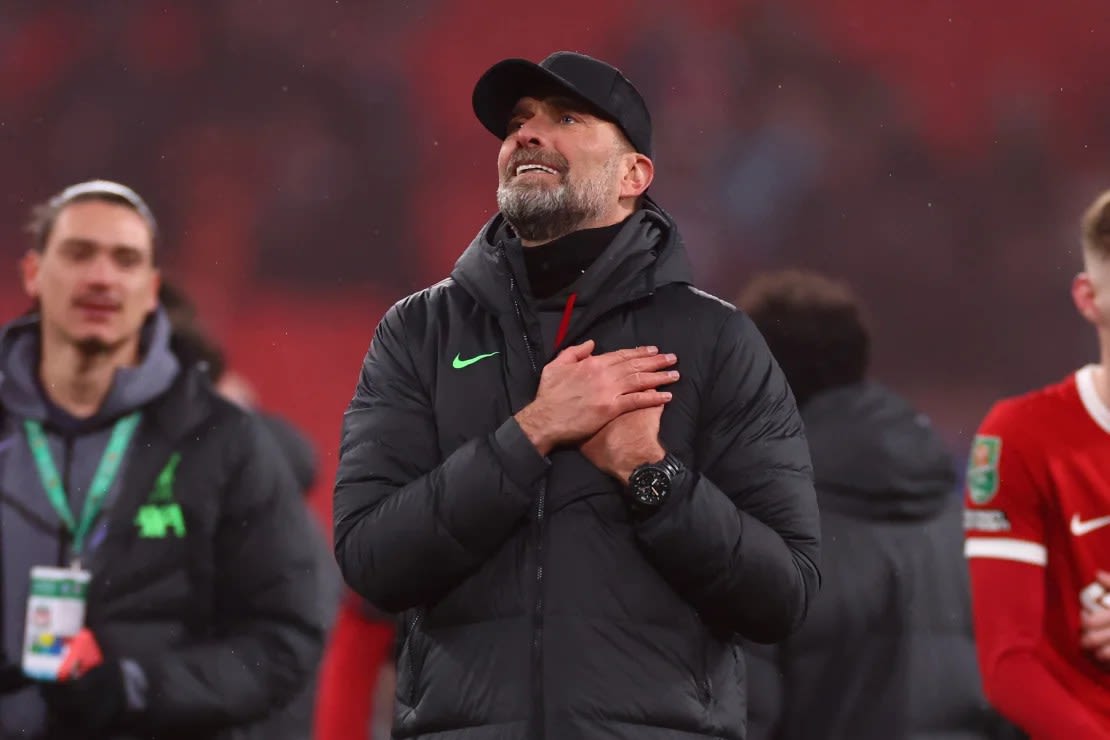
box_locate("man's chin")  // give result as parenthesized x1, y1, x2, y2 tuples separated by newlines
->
(71, 334, 122, 356)
(502, 184, 554, 202)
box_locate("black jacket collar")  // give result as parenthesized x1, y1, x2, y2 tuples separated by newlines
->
(452, 198, 694, 332)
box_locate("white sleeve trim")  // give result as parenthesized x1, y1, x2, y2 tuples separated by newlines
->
(965, 537, 1047, 566)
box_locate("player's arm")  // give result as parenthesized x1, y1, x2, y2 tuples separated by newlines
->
(965, 408, 1106, 739)
(633, 312, 820, 642)
(334, 301, 548, 613)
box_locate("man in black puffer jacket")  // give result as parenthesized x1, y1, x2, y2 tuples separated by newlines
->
(0, 181, 327, 739)
(738, 270, 1017, 740)
(334, 52, 821, 740)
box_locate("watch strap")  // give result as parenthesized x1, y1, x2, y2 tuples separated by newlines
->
(655, 452, 685, 481)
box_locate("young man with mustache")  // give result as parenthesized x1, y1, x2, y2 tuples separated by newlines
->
(334, 51, 821, 739)
(0, 181, 327, 739)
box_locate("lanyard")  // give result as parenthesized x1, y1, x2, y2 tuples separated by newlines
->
(23, 411, 142, 558)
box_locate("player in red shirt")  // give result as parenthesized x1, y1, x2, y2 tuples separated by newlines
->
(965, 189, 1110, 738)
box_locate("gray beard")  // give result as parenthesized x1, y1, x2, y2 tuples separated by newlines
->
(496, 167, 615, 243)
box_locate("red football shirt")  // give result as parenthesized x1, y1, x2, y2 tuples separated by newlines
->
(965, 366, 1110, 737)
(967, 368, 1110, 736)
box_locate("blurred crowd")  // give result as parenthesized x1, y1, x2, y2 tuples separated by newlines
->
(3, 1, 1107, 459)
(1, 1, 1107, 738)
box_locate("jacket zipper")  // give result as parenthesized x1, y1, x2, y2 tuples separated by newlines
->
(508, 269, 540, 374)
(404, 610, 424, 706)
(698, 616, 712, 705)
(508, 268, 547, 740)
(531, 482, 547, 738)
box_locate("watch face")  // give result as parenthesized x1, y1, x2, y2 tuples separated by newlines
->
(632, 468, 670, 506)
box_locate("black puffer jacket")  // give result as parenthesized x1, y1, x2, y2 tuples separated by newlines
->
(334, 203, 821, 740)
(745, 383, 1014, 740)
(0, 317, 328, 740)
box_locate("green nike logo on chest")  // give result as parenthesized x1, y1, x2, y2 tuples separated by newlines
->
(452, 351, 499, 369)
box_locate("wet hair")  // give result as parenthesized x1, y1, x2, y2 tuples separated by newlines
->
(737, 269, 870, 408)
(26, 180, 159, 260)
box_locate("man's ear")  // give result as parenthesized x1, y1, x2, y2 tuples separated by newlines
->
(147, 269, 162, 314)
(20, 250, 42, 301)
(619, 153, 654, 199)
(1073, 272, 1100, 325)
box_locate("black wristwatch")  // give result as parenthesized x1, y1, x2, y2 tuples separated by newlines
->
(627, 452, 686, 512)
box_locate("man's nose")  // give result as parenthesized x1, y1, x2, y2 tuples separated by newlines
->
(511, 117, 550, 147)
(84, 254, 118, 285)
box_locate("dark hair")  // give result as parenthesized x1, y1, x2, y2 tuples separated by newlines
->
(26, 180, 159, 258)
(158, 279, 226, 382)
(737, 269, 870, 408)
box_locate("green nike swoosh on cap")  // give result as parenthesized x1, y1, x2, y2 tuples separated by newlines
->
(452, 351, 500, 369)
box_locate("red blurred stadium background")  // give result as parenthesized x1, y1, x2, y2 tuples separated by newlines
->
(1, 0, 1107, 527)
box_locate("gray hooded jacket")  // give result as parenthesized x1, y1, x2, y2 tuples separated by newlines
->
(0, 311, 178, 736)
(1, 310, 326, 740)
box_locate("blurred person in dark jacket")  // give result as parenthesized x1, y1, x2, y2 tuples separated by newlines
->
(738, 269, 1014, 740)
(334, 51, 821, 739)
(0, 180, 327, 739)
(157, 280, 322, 492)
(164, 278, 369, 740)
(158, 277, 345, 740)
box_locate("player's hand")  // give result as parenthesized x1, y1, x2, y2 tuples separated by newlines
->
(40, 660, 126, 731)
(515, 340, 678, 455)
(1080, 571, 1110, 662)
(58, 628, 103, 680)
(580, 406, 666, 485)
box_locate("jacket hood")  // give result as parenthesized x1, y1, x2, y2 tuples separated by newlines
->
(0, 308, 180, 426)
(803, 382, 956, 522)
(451, 196, 694, 318)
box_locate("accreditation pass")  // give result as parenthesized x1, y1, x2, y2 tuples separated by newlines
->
(22, 565, 91, 681)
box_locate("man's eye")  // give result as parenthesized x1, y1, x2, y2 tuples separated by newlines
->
(65, 246, 94, 261)
(114, 251, 142, 268)
(560, 114, 577, 124)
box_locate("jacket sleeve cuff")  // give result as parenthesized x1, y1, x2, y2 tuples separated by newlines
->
(490, 417, 550, 492)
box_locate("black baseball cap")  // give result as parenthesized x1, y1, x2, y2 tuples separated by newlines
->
(472, 51, 653, 158)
